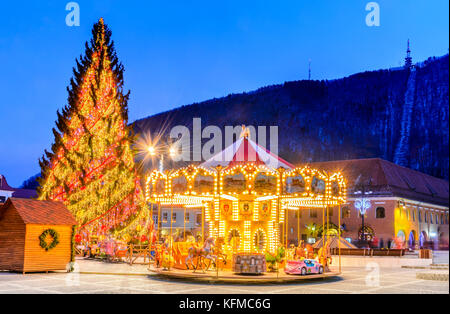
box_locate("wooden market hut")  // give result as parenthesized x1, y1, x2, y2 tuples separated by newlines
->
(0, 198, 77, 273)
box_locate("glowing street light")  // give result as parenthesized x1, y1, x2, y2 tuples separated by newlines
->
(354, 186, 373, 244)
(146, 142, 177, 172)
(148, 146, 156, 156)
(355, 198, 371, 216)
(169, 146, 177, 158)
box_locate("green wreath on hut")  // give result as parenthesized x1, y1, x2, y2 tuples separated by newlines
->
(39, 229, 60, 251)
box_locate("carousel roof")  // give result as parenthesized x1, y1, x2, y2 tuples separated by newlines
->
(200, 136, 294, 171)
(312, 237, 357, 249)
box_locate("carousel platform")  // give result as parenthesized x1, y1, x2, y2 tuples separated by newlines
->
(148, 265, 341, 284)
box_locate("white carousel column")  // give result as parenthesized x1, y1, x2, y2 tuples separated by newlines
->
(243, 220, 251, 253)
(232, 201, 239, 221)
(270, 199, 278, 253)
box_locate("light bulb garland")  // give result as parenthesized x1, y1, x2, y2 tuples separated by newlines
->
(144, 163, 347, 254)
(38, 19, 149, 240)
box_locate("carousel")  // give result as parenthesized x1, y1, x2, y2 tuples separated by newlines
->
(146, 128, 347, 282)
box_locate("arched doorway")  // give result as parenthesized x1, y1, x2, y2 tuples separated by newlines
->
(227, 229, 241, 252)
(408, 230, 416, 249)
(397, 230, 406, 245)
(253, 229, 266, 252)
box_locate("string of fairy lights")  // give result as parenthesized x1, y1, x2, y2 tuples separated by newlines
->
(38, 19, 147, 240)
(145, 163, 346, 254)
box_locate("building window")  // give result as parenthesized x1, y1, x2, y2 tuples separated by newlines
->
(196, 213, 202, 225)
(424, 212, 428, 223)
(325, 208, 333, 217)
(376, 207, 385, 219)
(441, 214, 444, 225)
(172, 212, 177, 223)
(412, 210, 415, 222)
(342, 206, 350, 219)
(162, 212, 168, 223)
(435, 214, 439, 225)
(310, 209, 317, 218)
(153, 215, 158, 226)
(418, 211, 422, 222)
(185, 212, 190, 222)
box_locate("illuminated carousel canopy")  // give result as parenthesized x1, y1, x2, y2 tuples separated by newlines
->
(145, 128, 347, 255)
(201, 136, 294, 171)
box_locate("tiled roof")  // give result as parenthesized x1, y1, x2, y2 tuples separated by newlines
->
(0, 174, 37, 201)
(0, 198, 77, 225)
(0, 175, 15, 192)
(310, 158, 449, 207)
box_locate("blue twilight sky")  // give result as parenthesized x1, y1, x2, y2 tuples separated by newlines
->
(0, 0, 448, 186)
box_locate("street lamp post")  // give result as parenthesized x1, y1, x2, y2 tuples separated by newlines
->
(147, 144, 177, 173)
(147, 142, 177, 244)
(354, 185, 372, 245)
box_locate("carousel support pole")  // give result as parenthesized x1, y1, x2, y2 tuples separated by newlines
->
(277, 168, 283, 251)
(157, 203, 161, 243)
(326, 204, 329, 271)
(202, 202, 205, 243)
(322, 202, 325, 264)
(297, 209, 300, 246)
(169, 198, 174, 272)
(149, 203, 154, 267)
(216, 199, 220, 278)
(276, 168, 283, 275)
(326, 205, 329, 243)
(215, 166, 223, 279)
(285, 208, 289, 249)
(183, 206, 186, 242)
(216, 230, 219, 279)
(338, 204, 342, 273)
(276, 213, 280, 279)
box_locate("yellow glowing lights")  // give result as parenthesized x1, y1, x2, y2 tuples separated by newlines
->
(145, 163, 347, 254)
(219, 220, 226, 238)
(253, 228, 267, 252)
(147, 146, 156, 156)
(243, 221, 251, 252)
(232, 201, 240, 221)
(38, 19, 146, 232)
(205, 202, 211, 222)
(253, 202, 259, 221)
(169, 146, 177, 158)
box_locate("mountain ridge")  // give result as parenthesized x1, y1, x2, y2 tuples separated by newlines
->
(134, 54, 449, 180)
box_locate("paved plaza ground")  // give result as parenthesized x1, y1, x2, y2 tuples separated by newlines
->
(0, 257, 448, 294)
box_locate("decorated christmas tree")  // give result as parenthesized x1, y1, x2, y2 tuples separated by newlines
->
(38, 18, 150, 237)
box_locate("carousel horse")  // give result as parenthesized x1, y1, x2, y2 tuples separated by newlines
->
(317, 238, 332, 269)
(212, 237, 227, 268)
(286, 244, 296, 260)
(185, 242, 202, 270)
(294, 243, 306, 260)
(185, 237, 217, 272)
